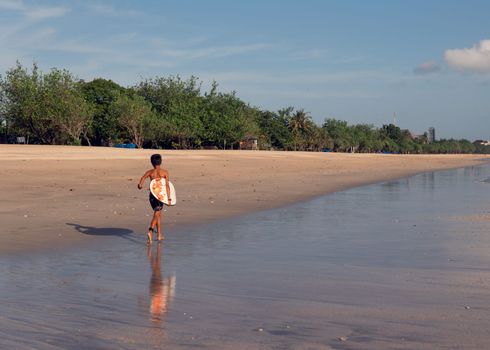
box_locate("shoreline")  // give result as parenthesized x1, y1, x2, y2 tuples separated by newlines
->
(3, 160, 490, 349)
(1, 144, 489, 254)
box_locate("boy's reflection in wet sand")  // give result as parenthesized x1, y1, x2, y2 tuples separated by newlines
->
(147, 243, 176, 325)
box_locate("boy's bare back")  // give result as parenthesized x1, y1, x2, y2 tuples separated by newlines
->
(138, 168, 169, 188)
(147, 168, 169, 181)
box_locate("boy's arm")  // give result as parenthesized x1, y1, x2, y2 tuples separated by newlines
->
(137, 170, 151, 190)
(164, 172, 171, 204)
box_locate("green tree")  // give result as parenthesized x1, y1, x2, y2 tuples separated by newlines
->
(81, 78, 126, 146)
(42, 69, 94, 145)
(288, 109, 314, 151)
(381, 123, 403, 143)
(201, 81, 260, 149)
(0, 63, 93, 145)
(136, 76, 203, 148)
(322, 118, 351, 151)
(110, 94, 154, 148)
(352, 124, 378, 153)
(0, 62, 46, 143)
(255, 110, 292, 150)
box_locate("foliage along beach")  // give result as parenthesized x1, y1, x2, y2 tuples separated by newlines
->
(1, 62, 489, 154)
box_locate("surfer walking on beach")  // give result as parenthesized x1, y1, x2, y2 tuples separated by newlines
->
(138, 154, 172, 244)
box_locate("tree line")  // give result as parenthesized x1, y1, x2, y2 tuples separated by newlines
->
(0, 62, 488, 154)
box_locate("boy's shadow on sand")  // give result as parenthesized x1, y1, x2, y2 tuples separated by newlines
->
(66, 223, 142, 244)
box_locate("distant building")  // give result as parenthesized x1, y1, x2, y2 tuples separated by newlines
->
(409, 131, 421, 140)
(16, 136, 26, 144)
(239, 135, 258, 150)
(475, 140, 490, 146)
(428, 127, 436, 143)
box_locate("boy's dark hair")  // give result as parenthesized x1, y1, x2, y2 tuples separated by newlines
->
(151, 154, 162, 167)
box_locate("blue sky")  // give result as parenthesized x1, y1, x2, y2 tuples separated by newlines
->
(1, 0, 489, 139)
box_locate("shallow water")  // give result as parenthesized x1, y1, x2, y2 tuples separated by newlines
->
(2, 165, 490, 349)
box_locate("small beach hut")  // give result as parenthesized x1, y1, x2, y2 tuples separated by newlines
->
(239, 135, 258, 150)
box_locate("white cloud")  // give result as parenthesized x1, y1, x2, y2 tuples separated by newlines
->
(0, 1, 69, 72)
(0, 0, 24, 11)
(445, 39, 490, 73)
(87, 3, 141, 16)
(0, 0, 69, 19)
(159, 43, 272, 60)
(24, 6, 69, 20)
(196, 70, 392, 86)
(289, 49, 327, 60)
(47, 39, 108, 54)
(413, 60, 440, 75)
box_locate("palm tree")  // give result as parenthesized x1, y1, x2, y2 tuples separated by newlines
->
(288, 109, 313, 151)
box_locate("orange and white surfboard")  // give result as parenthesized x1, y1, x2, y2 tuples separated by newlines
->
(150, 178, 177, 206)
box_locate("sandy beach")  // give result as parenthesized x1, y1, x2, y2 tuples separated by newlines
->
(2, 162, 490, 349)
(1, 144, 488, 253)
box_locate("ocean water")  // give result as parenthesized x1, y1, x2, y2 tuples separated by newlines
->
(1, 164, 490, 349)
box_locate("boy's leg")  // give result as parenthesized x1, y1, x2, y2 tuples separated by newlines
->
(148, 210, 158, 244)
(156, 211, 163, 241)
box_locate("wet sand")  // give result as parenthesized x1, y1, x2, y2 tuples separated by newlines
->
(1, 144, 488, 253)
(1, 165, 490, 349)
(452, 213, 490, 222)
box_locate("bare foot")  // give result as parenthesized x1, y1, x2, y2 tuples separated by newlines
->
(157, 235, 164, 241)
(147, 229, 153, 245)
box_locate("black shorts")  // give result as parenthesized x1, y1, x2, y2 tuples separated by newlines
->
(149, 193, 164, 211)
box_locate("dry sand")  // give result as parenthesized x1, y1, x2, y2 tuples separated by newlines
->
(1, 144, 488, 253)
